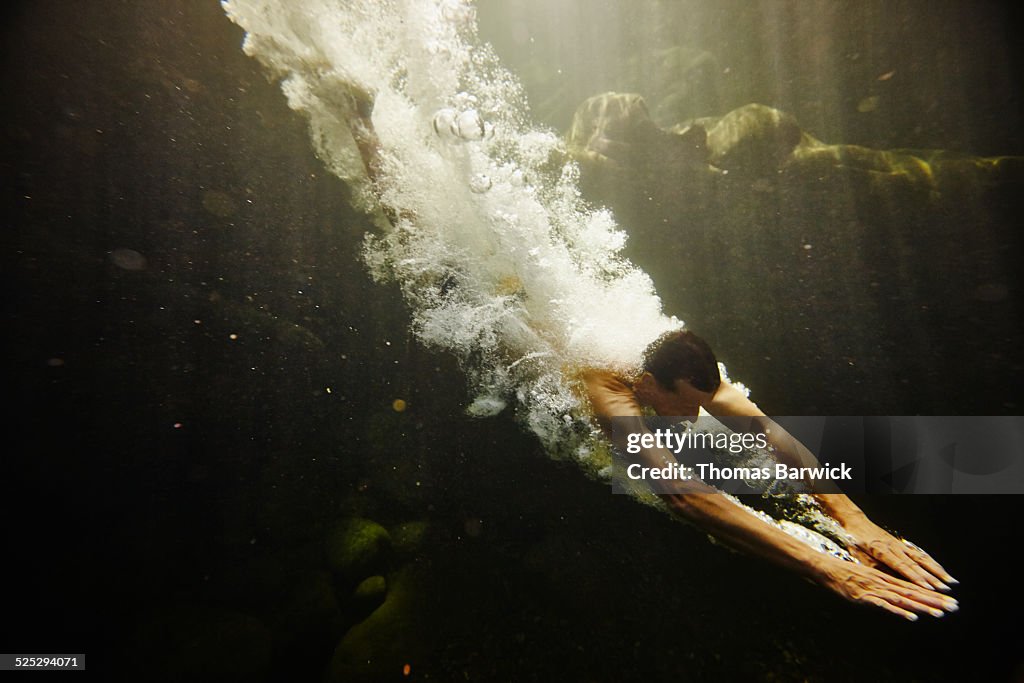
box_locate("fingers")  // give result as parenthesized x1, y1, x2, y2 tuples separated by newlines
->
(859, 583, 956, 621)
(888, 546, 948, 591)
(897, 546, 956, 592)
(862, 595, 919, 621)
(851, 522, 960, 590)
(874, 589, 947, 620)
(870, 540, 954, 592)
(875, 573, 959, 613)
(836, 562, 959, 620)
(902, 539, 958, 585)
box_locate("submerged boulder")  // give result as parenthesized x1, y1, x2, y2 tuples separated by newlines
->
(570, 92, 1024, 206)
(698, 103, 803, 175)
(351, 575, 387, 615)
(568, 92, 709, 173)
(325, 565, 433, 683)
(325, 517, 392, 583)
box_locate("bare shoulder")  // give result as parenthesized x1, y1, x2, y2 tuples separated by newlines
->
(576, 366, 619, 385)
(575, 367, 627, 398)
(707, 381, 765, 418)
(574, 367, 642, 421)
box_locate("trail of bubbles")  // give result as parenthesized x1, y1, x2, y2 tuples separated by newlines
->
(223, 0, 681, 465)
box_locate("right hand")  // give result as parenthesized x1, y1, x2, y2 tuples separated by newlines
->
(842, 517, 956, 592)
(812, 554, 958, 621)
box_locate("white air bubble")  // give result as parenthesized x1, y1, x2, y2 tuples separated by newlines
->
(441, 1, 475, 28)
(432, 108, 458, 140)
(451, 109, 485, 140)
(453, 91, 478, 107)
(469, 173, 491, 193)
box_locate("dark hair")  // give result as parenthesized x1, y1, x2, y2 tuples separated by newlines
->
(643, 330, 721, 393)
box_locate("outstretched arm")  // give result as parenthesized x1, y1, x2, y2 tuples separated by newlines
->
(581, 369, 957, 619)
(660, 490, 954, 620)
(707, 380, 958, 591)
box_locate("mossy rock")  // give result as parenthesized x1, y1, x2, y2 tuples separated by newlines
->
(325, 566, 432, 683)
(705, 103, 802, 175)
(351, 575, 387, 615)
(325, 517, 392, 581)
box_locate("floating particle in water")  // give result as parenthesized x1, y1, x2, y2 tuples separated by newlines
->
(109, 248, 147, 271)
(392, 398, 407, 412)
(180, 76, 203, 93)
(46, 357, 65, 367)
(802, 243, 813, 250)
(469, 173, 491, 193)
(402, 663, 411, 676)
(877, 70, 897, 81)
(229, 333, 238, 340)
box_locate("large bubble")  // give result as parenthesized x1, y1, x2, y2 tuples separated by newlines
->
(432, 107, 492, 142)
(451, 109, 486, 140)
(432, 108, 458, 140)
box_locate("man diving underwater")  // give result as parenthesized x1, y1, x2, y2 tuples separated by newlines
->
(581, 329, 957, 620)
(341, 85, 958, 621)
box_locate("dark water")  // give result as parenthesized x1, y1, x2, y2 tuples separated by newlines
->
(3, 1, 1023, 681)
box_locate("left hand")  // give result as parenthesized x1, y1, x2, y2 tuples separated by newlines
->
(844, 516, 957, 592)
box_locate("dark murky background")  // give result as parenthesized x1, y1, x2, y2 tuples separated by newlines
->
(3, 1, 1022, 680)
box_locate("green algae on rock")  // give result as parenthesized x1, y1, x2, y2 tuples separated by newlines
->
(325, 518, 392, 582)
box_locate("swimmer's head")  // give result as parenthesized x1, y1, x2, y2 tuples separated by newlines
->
(643, 330, 721, 392)
(635, 330, 721, 417)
